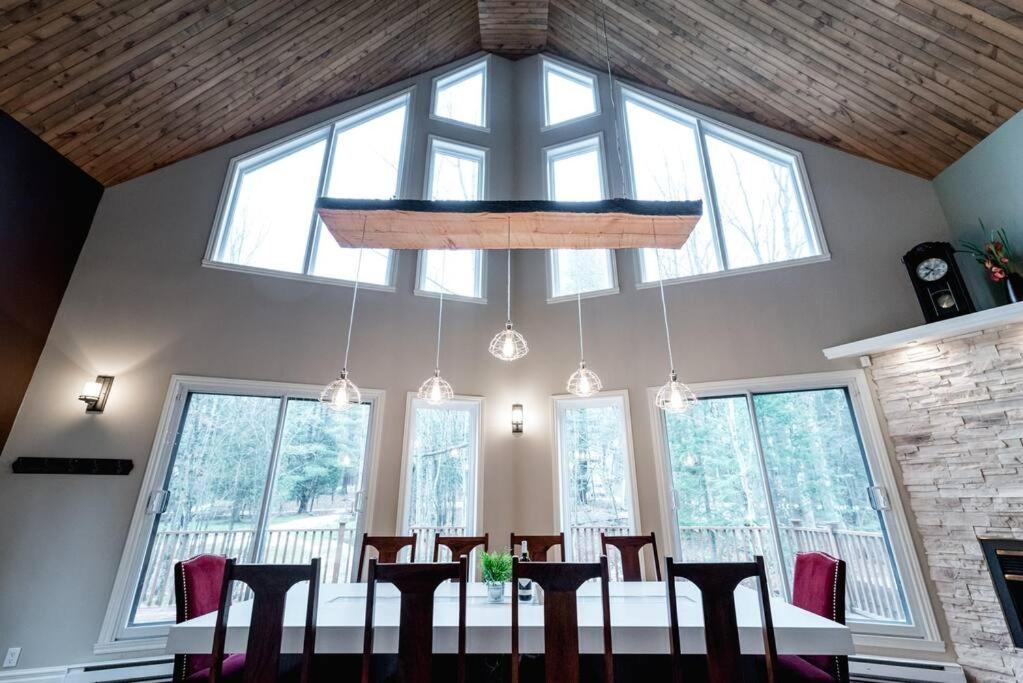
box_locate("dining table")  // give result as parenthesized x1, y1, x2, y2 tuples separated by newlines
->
(166, 580, 854, 657)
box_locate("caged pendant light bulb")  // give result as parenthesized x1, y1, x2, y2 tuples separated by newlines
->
(321, 221, 367, 412)
(489, 219, 529, 361)
(651, 232, 696, 414)
(418, 251, 454, 405)
(567, 293, 602, 397)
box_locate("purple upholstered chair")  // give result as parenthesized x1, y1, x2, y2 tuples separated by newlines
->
(779, 551, 848, 683)
(173, 554, 246, 682)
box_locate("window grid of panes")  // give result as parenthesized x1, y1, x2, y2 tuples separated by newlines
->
(621, 87, 825, 285)
(417, 137, 487, 301)
(208, 92, 411, 288)
(544, 134, 619, 300)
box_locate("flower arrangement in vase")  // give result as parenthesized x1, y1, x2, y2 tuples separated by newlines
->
(959, 223, 1023, 303)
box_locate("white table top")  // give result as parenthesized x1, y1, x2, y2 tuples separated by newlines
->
(166, 581, 853, 656)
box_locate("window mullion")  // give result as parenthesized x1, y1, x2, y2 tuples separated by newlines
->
(250, 395, 291, 563)
(744, 391, 792, 601)
(694, 119, 729, 272)
(302, 126, 336, 275)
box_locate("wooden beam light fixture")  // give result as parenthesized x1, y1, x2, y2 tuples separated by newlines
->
(316, 198, 702, 250)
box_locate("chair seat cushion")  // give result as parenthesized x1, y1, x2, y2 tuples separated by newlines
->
(186, 653, 246, 681)
(778, 654, 836, 682)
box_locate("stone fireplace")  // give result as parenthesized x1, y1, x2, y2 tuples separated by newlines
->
(829, 312, 1023, 681)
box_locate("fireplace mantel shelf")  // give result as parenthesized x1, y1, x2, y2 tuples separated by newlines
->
(823, 302, 1023, 360)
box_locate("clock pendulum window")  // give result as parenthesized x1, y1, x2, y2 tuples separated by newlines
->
(902, 242, 975, 323)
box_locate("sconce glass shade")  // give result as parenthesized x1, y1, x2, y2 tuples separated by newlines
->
(320, 370, 362, 412)
(655, 371, 697, 414)
(489, 323, 529, 361)
(511, 403, 524, 433)
(418, 370, 454, 405)
(567, 362, 602, 397)
(79, 381, 102, 401)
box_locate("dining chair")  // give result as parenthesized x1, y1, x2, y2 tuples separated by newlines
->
(600, 532, 662, 581)
(173, 554, 246, 682)
(510, 532, 565, 561)
(210, 558, 319, 683)
(361, 555, 469, 683)
(511, 556, 613, 683)
(778, 552, 848, 683)
(356, 533, 417, 581)
(433, 533, 488, 562)
(665, 556, 779, 683)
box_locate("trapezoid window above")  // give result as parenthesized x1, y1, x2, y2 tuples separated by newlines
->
(208, 92, 410, 288)
(543, 58, 599, 128)
(621, 87, 826, 285)
(432, 59, 488, 129)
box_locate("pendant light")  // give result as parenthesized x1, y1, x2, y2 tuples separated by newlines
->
(567, 292, 602, 397)
(320, 221, 367, 412)
(651, 233, 696, 414)
(489, 219, 529, 361)
(418, 251, 454, 405)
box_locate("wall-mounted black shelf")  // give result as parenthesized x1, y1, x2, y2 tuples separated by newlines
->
(11, 457, 134, 475)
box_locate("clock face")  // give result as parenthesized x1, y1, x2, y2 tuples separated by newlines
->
(916, 257, 948, 282)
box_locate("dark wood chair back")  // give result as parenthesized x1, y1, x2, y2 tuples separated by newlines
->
(511, 556, 613, 683)
(664, 556, 778, 683)
(433, 533, 488, 562)
(510, 532, 565, 561)
(361, 556, 468, 683)
(356, 533, 417, 581)
(210, 558, 319, 683)
(600, 532, 662, 581)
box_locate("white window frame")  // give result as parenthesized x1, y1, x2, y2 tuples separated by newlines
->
(543, 134, 619, 302)
(550, 389, 642, 562)
(204, 90, 414, 292)
(415, 137, 488, 303)
(541, 56, 601, 130)
(646, 369, 943, 653)
(617, 85, 830, 289)
(430, 57, 489, 131)
(95, 375, 386, 653)
(395, 393, 485, 541)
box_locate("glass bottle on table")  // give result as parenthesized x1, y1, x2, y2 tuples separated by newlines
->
(518, 540, 533, 603)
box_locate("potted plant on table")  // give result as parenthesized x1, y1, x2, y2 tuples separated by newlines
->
(481, 550, 513, 603)
(960, 223, 1023, 303)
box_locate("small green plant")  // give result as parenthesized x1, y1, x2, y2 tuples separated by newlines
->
(480, 550, 513, 583)
(959, 221, 1018, 283)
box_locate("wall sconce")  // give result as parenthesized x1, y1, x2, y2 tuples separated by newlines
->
(511, 403, 524, 434)
(79, 375, 114, 413)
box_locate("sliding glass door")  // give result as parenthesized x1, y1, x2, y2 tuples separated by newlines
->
(657, 379, 911, 631)
(126, 381, 377, 628)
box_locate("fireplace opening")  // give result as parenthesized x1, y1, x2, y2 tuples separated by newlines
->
(980, 537, 1023, 648)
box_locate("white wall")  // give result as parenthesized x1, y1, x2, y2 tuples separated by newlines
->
(0, 52, 952, 670)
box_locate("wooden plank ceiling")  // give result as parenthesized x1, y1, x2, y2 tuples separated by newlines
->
(1, 1, 1021, 185)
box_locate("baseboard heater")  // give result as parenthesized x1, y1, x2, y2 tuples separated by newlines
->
(850, 656, 966, 683)
(63, 658, 172, 683)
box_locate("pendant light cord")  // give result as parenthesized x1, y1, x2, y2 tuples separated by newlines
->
(652, 219, 675, 372)
(435, 250, 446, 372)
(506, 217, 512, 324)
(342, 219, 368, 371)
(598, 0, 627, 199)
(576, 291, 585, 362)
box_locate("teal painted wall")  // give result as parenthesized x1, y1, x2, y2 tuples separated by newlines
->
(934, 110, 1023, 311)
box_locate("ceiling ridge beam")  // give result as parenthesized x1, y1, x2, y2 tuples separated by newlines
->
(478, 0, 549, 55)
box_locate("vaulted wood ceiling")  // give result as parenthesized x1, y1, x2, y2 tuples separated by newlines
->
(2, 0, 1021, 185)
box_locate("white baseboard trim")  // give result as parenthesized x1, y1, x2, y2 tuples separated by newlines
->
(850, 655, 966, 683)
(0, 656, 171, 683)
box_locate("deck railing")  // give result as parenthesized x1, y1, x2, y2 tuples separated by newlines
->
(137, 521, 904, 625)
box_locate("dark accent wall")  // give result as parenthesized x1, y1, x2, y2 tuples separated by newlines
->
(0, 112, 103, 453)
